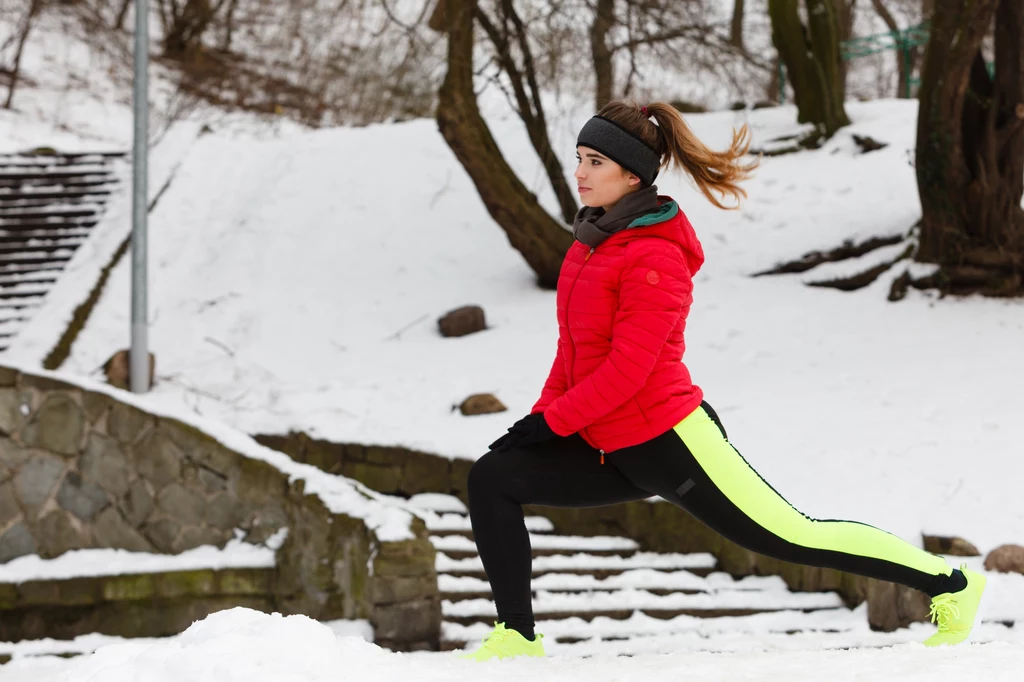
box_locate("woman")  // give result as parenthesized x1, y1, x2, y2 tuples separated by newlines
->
(460, 100, 987, 662)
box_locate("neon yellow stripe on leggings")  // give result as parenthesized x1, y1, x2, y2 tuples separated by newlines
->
(672, 406, 951, 577)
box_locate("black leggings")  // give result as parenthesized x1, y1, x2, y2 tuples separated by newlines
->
(466, 401, 956, 635)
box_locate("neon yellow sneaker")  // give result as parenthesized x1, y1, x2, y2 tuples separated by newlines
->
(923, 564, 988, 647)
(458, 622, 546, 661)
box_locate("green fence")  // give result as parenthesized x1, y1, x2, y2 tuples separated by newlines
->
(779, 22, 930, 105)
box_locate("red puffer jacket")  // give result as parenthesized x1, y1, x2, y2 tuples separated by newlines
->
(531, 196, 705, 454)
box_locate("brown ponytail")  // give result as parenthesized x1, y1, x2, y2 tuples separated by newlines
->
(596, 100, 760, 210)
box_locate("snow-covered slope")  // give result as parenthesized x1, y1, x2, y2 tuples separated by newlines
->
(10, 98, 1023, 561)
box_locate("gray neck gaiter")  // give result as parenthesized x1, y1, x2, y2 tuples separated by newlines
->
(572, 185, 661, 248)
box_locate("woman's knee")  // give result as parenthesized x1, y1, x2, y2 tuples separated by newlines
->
(467, 450, 508, 498)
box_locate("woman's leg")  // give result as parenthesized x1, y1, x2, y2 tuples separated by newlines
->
(467, 433, 652, 639)
(605, 402, 962, 597)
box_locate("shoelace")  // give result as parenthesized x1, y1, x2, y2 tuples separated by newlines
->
(482, 623, 511, 648)
(929, 593, 961, 631)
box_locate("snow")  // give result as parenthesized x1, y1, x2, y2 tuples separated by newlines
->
(436, 551, 718, 575)
(2, 608, 1022, 681)
(407, 494, 469, 515)
(0, 529, 285, 583)
(442, 587, 844, 618)
(440, 569, 790, 594)
(0, 615, 373, 660)
(2, 5, 1024, 677)
(426, 512, 554, 534)
(430, 534, 638, 553)
(19, 95, 1020, 564)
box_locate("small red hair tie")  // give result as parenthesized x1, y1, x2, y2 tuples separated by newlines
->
(641, 106, 648, 117)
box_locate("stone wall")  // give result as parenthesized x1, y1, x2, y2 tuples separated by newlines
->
(260, 429, 940, 631)
(0, 366, 440, 650)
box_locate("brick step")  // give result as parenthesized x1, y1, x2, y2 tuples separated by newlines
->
(440, 608, 917, 652)
(0, 177, 117, 190)
(0, 189, 114, 204)
(0, 169, 115, 182)
(0, 286, 49, 299)
(0, 272, 59, 287)
(443, 604, 843, 629)
(0, 218, 99, 231)
(0, 262, 67, 275)
(0, 152, 124, 166)
(438, 569, 791, 604)
(430, 533, 639, 561)
(0, 228, 92, 241)
(425, 514, 553, 538)
(0, 206, 102, 220)
(0, 238, 85, 256)
(0, 567, 276, 644)
(0, 252, 74, 266)
(437, 551, 717, 579)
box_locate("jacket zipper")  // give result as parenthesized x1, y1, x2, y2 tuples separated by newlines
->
(566, 246, 602, 461)
(564, 245, 594, 390)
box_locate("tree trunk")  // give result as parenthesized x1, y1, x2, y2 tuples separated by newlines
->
(915, 0, 1024, 296)
(4, 0, 43, 110)
(435, 0, 573, 288)
(164, 0, 216, 58)
(835, 0, 856, 89)
(836, 0, 856, 42)
(769, 0, 851, 138)
(475, 1, 578, 225)
(590, 0, 615, 111)
(731, 0, 746, 51)
(115, 0, 132, 31)
(870, 0, 910, 98)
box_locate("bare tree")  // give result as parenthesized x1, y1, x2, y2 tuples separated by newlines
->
(432, 0, 572, 288)
(912, 0, 1024, 296)
(868, 0, 914, 97)
(3, 0, 44, 109)
(590, 0, 766, 112)
(159, 0, 231, 58)
(591, 0, 615, 109)
(474, 0, 578, 224)
(769, 0, 851, 140)
(731, 0, 745, 51)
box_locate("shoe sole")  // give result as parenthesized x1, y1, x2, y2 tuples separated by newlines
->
(964, 572, 991, 645)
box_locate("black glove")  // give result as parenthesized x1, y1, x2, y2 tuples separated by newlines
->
(489, 412, 558, 452)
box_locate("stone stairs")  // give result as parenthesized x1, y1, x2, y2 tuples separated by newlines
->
(406, 494, 895, 655)
(0, 151, 125, 351)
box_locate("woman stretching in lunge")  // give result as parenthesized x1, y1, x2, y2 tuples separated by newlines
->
(459, 100, 987, 661)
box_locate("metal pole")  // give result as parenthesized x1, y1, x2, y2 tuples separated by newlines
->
(130, 0, 150, 393)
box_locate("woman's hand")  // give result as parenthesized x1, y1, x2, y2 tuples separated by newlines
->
(489, 413, 557, 452)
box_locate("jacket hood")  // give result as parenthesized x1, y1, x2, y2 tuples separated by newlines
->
(622, 196, 705, 276)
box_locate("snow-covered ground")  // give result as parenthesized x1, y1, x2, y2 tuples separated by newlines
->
(2, 608, 1022, 681)
(2, 4, 1024, 678)
(10, 97, 1022, 561)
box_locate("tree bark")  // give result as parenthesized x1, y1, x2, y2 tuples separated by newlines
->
(590, 0, 615, 111)
(435, 0, 573, 288)
(731, 0, 746, 51)
(870, 0, 910, 98)
(915, 0, 1024, 296)
(4, 0, 43, 110)
(835, 0, 856, 91)
(115, 0, 132, 31)
(769, 0, 851, 137)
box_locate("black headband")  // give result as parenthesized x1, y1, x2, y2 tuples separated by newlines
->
(576, 115, 661, 187)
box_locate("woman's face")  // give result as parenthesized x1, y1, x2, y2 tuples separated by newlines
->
(575, 145, 641, 211)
